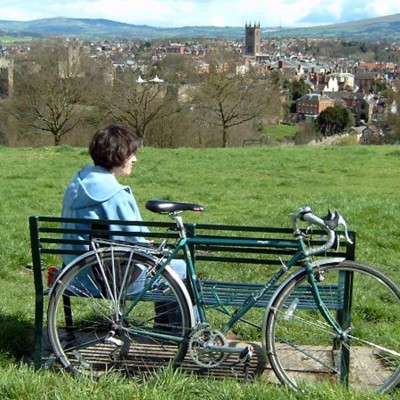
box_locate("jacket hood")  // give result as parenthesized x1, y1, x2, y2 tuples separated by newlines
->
(65, 165, 130, 210)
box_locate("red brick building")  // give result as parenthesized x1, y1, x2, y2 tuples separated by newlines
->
(296, 93, 334, 119)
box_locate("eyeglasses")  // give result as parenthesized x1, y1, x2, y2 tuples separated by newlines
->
(125, 154, 137, 164)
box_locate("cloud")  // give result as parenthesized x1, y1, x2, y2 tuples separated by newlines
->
(0, 0, 400, 27)
(300, 0, 400, 25)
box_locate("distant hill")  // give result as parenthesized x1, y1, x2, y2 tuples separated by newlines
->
(271, 13, 400, 41)
(0, 14, 400, 41)
(0, 17, 244, 40)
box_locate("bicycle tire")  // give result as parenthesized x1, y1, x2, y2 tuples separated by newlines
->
(264, 261, 400, 392)
(47, 247, 192, 377)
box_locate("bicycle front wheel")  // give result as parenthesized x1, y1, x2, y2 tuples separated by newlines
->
(47, 247, 192, 377)
(264, 261, 400, 392)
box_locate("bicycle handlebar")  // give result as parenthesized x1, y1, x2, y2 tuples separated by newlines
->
(146, 199, 352, 257)
(290, 206, 353, 257)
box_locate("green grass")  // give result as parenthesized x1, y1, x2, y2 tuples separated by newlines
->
(0, 364, 391, 400)
(0, 144, 399, 399)
(0, 35, 34, 44)
(263, 124, 298, 140)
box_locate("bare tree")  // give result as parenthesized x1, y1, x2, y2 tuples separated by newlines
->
(2, 43, 99, 146)
(381, 82, 400, 143)
(105, 67, 179, 146)
(158, 54, 198, 83)
(194, 70, 272, 147)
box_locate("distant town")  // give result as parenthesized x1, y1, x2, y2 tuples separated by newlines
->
(0, 22, 399, 147)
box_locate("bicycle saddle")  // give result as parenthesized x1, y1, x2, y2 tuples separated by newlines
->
(146, 199, 205, 214)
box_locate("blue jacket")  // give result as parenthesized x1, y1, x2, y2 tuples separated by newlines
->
(61, 165, 150, 265)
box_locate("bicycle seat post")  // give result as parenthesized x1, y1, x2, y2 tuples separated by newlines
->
(169, 212, 187, 239)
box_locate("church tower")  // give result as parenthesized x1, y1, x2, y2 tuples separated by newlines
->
(0, 58, 14, 97)
(245, 23, 261, 56)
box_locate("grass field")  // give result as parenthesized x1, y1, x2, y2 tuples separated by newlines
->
(263, 123, 298, 140)
(0, 144, 399, 399)
(0, 35, 33, 44)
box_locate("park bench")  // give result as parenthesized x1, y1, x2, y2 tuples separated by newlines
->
(29, 215, 356, 371)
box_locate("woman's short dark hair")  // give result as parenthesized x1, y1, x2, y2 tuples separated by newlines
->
(89, 125, 140, 170)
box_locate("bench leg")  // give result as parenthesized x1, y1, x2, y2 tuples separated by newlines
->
(154, 301, 182, 333)
(33, 292, 44, 370)
(62, 295, 76, 341)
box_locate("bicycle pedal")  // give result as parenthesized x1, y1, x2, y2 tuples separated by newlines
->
(238, 346, 253, 364)
(104, 331, 124, 347)
(104, 336, 124, 347)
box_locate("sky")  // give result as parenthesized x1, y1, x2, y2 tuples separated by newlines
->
(1, 0, 400, 28)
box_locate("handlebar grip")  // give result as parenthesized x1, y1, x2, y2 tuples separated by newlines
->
(293, 206, 354, 256)
(303, 214, 336, 256)
(292, 206, 349, 256)
(301, 212, 330, 232)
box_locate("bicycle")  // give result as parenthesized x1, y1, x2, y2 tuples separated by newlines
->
(47, 200, 400, 392)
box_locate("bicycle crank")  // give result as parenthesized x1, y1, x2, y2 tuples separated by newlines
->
(188, 325, 253, 369)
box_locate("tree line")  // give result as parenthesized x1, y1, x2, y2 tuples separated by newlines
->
(0, 43, 282, 148)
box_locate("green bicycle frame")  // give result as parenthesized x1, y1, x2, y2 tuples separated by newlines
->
(183, 235, 345, 335)
(120, 233, 346, 339)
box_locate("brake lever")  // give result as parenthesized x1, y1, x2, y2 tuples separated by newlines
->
(321, 209, 353, 245)
(337, 213, 353, 245)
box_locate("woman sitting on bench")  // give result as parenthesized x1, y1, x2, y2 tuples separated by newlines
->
(61, 124, 186, 327)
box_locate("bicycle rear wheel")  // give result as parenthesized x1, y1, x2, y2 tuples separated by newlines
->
(264, 261, 400, 392)
(47, 247, 192, 377)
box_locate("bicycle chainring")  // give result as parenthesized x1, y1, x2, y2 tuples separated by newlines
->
(188, 325, 229, 368)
